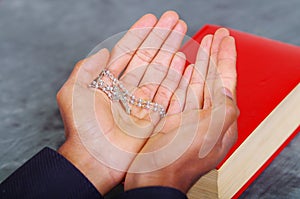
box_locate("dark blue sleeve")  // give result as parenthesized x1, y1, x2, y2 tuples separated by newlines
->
(116, 186, 188, 199)
(0, 147, 102, 199)
(1, 147, 188, 199)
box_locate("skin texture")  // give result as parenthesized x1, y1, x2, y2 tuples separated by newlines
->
(57, 11, 188, 195)
(57, 11, 238, 195)
(124, 28, 239, 193)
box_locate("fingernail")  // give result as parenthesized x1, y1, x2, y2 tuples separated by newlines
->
(222, 87, 234, 101)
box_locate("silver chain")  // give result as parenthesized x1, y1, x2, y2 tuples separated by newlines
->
(89, 69, 166, 118)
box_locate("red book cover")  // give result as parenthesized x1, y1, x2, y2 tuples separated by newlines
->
(182, 25, 300, 197)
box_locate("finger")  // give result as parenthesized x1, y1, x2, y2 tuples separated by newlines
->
(73, 48, 110, 85)
(201, 33, 239, 152)
(107, 14, 158, 76)
(217, 36, 237, 101)
(203, 28, 230, 109)
(200, 122, 237, 164)
(168, 64, 193, 114)
(184, 34, 213, 111)
(153, 52, 186, 109)
(220, 122, 238, 155)
(137, 20, 187, 99)
(211, 36, 237, 107)
(120, 11, 179, 87)
(198, 88, 238, 158)
(198, 33, 238, 157)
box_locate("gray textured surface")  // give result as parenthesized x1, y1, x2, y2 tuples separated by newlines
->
(0, 0, 299, 198)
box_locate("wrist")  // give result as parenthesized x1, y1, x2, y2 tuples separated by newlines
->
(125, 171, 190, 193)
(58, 141, 124, 195)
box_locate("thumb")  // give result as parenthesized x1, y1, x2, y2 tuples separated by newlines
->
(221, 121, 238, 155)
(71, 48, 110, 85)
(217, 36, 237, 101)
(199, 87, 238, 158)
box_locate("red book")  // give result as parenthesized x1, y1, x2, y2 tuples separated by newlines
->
(183, 25, 300, 198)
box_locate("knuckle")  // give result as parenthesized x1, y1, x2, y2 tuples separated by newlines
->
(157, 87, 171, 100)
(161, 42, 177, 53)
(191, 70, 205, 85)
(75, 59, 84, 69)
(151, 58, 167, 68)
(135, 49, 154, 63)
(150, 62, 168, 73)
(139, 84, 155, 99)
(115, 42, 135, 56)
(163, 75, 180, 89)
(225, 102, 238, 119)
(170, 96, 178, 104)
(56, 89, 63, 105)
(56, 91, 61, 102)
(56, 83, 69, 103)
(152, 30, 165, 42)
(122, 71, 136, 83)
(169, 100, 180, 113)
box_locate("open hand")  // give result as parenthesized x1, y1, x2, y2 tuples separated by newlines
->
(125, 28, 239, 193)
(57, 11, 188, 195)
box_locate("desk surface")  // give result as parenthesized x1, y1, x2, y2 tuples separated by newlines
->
(0, 0, 299, 198)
